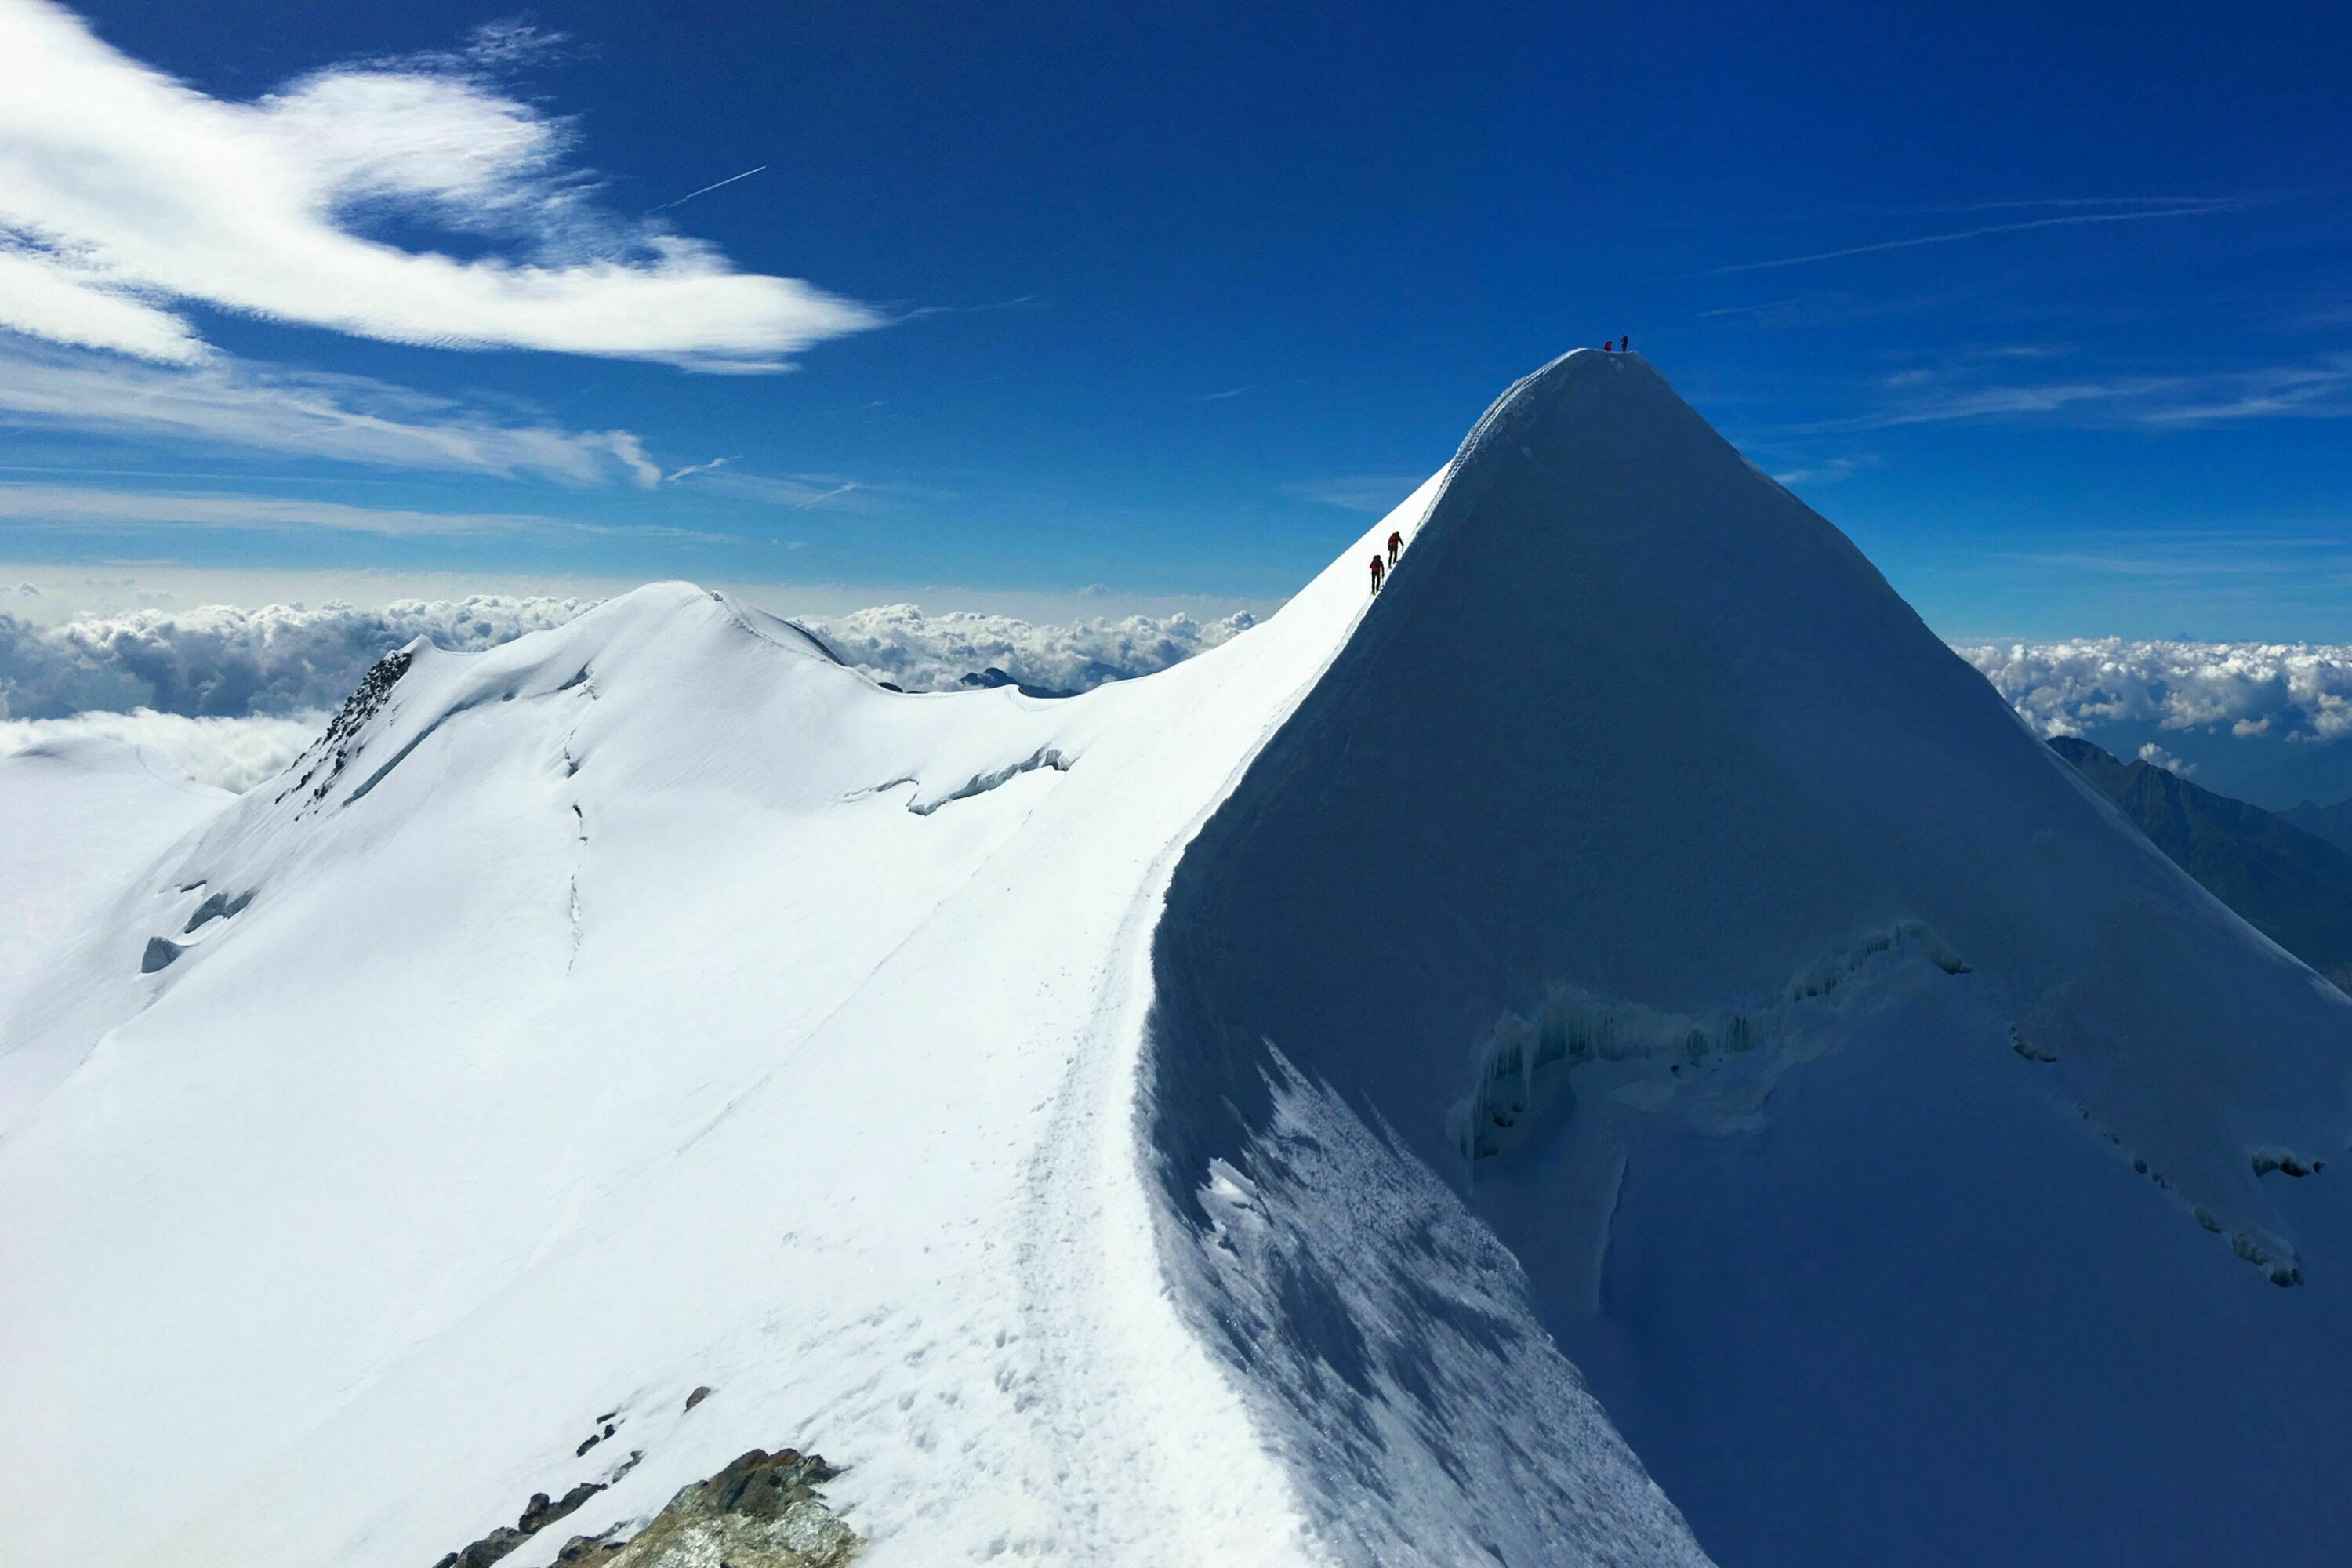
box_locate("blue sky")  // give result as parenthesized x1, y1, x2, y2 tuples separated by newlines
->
(1, 0, 2347, 636)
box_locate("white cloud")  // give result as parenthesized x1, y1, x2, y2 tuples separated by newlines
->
(0, 593, 597, 720)
(0, 339, 667, 484)
(0, 2, 879, 371)
(2136, 742, 2197, 777)
(0, 708, 318, 791)
(1956, 637, 2352, 742)
(804, 603, 1258, 693)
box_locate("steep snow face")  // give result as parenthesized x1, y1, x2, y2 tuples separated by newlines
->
(0, 525, 1705, 1560)
(1148, 350, 2352, 1566)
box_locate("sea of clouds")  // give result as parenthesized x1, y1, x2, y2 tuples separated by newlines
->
(1953, 639, 2352, 743)
(807, 602, 1258, 695)
(0, 593, 1258, 789)
(10, 594, 2351, 795)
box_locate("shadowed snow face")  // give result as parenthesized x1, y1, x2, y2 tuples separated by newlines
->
(1146, 349, 2352, 1568)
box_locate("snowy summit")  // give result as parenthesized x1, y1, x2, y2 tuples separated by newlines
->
(4, 350, 2349, 1567)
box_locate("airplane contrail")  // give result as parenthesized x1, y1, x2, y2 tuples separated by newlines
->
(646, 165, 768, 215)
(1708, 201, 2238, 274)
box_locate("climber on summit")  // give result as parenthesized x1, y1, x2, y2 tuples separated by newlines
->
(1387, 531, 1403, 568)
(1370, 554, 1385, 594)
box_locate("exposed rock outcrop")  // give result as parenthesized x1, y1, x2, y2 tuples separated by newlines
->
(431, 1448, 854, 1568)
(431, 1481, 605, 1568)
(562, 1448, 856, 1568)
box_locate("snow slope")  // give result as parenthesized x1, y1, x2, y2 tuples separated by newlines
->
(0, 463, 1699, 1563)
(9, 348, 2347, 1568)
(0, 736, 227, 1038)
(1148, 350, 2352, 1566)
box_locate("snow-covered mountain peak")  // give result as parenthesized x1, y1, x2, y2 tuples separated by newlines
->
(1321, 340, 2349, 1269)
(1150, 346, 2352, 1561)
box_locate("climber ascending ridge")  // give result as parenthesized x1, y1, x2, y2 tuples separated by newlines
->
(1369, 554, 1385, 595)
(1387, 531, 1403, 568)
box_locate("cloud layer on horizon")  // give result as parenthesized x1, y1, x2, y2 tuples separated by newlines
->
(0, 709, 321, 793)
(1956, 637, 2352, 742)
(0, 3, 878, 371)
(18, 598, 2352, 797)
(804, 602, 1258, 695)
(0, 594, 597, 720)
(0, 597, 1263, 789)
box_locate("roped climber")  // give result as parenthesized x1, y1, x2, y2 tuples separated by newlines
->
(1370, 554, 1385, 594)
(1386, 530, 1403, 568)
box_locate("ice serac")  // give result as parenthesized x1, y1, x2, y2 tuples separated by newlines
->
(1149, 350, 2352, 1566)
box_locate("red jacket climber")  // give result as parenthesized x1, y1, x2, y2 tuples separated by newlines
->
(1386, 531, 1403, 567)
(1370, 554, 1385, 593)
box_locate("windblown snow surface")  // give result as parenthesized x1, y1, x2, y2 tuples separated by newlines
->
(4, 350, 2349, 1568)
(0, 736, 227, 1033)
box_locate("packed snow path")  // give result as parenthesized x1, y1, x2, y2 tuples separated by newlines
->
(5, 350, 2349, 1567)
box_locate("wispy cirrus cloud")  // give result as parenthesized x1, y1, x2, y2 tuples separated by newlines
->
(665, 465, 869, 509)
(1282, 474, 1426, 514)
(1869, 195, 2243, 216)
(0, 339, 663, 485)
(0, 482, 718, 539)
(1769, 455, 1879, 486)
(0, 2, 877, 371)
(1797, 353, 2352, 433)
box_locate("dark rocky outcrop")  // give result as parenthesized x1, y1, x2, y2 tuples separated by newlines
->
(430, 1448, 852, 1568)
(959, 666, 1074, 699)
(430, 1481, 605, 1568)
(278, 647, 413, 807)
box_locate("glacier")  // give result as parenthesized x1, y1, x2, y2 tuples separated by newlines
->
(3, 349, 2347, 1567)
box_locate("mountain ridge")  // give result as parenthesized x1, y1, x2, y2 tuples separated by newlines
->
(2050, 734, 2352, 989)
